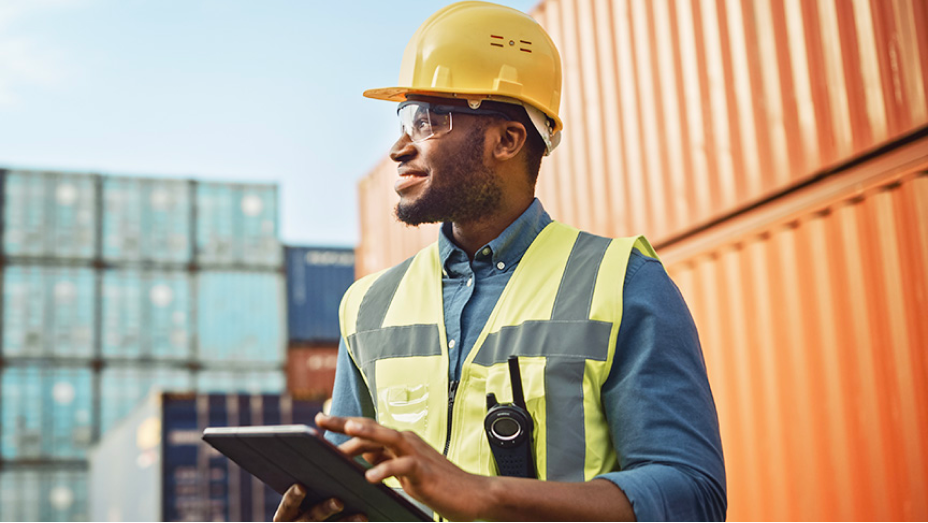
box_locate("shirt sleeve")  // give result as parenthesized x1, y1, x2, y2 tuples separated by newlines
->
(595, 251, 727, 521)
(324, 337, 376, 446)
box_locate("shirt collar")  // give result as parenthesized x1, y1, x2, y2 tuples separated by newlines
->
(438, 198, 552, 276)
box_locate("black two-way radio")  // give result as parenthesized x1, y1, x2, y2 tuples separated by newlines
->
(484, 356, 537, 479)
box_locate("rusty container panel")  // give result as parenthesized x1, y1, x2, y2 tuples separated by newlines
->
(529, 0, 928, 244)
(286, 343, 340, 399)
(662, 146, 928, 522)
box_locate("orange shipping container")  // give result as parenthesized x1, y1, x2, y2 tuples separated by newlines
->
(286, 343, 339, 399)
(662, 133, 928, 521)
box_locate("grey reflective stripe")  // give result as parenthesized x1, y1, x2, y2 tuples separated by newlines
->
(472, 320, 611, 482)
(472, 320, 612, 366)
(348, 324, 443, 398)
(551, 232, 611, 321)
(544, 357, 587, 482)
(356, 256, 414, 333)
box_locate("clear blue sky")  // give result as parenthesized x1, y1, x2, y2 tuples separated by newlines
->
(0, 0, 538, 247)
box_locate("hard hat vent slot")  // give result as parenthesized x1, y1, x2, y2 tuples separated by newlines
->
(490, 34, 505, 48)
(520, 40, 532, 53)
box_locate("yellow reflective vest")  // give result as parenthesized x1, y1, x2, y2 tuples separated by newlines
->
(339, 221, 658, 483)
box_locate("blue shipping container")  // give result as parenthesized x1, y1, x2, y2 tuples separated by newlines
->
(196, 368, 285, 395)
(196, 183, 281, 268)
(1, 364, 93, 460)
(2, 170, 96, 259)
(102, 269, 192, 359)
(88, 392, 323, 522)
(197, 271, 284, 364)
(2, 266, 95, 358)
(99, 365, 193, 433)
(0, 466, 88, 522)
(285, 247, 355, 343)
(102, 177, 192, 263)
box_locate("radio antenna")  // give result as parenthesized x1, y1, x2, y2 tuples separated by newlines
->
(507, 356, 527, 410)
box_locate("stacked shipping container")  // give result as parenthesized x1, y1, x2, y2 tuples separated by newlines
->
(88, 393, 324, 522)
(0, 169, 286, 522)
(284, 247, 355, 398)
(355, 0, 928, 520)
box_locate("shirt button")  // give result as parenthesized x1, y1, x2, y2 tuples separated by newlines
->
(466, 277, 473, 287)
(497, 261, 505, 270)
(449, 339, 456, 349)
(481, 247, 491, 256)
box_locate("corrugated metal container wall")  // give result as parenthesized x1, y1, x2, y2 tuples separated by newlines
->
(662, 151, 928, 520)
(196, 183, 282, 268)
(2, 171, 96, 260)
(2, 266, 95, 358)
(285, 247, 355, 343)
(99, 365, 193, 433)
(0, 466, 88, 522)
(529, 0, 928, 243)
(102, 177, 192, 263)
(196, 271, 285, 364)
(102, 269, 192, 359)
(1, 364, 93, 460)
(286, 343, 339, 398)
(354, 0, 928, 277)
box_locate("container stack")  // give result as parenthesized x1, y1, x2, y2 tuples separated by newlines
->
(0, 169, 287, 522)
(87, 392, 324, 522)
(284, 247, 355, 399)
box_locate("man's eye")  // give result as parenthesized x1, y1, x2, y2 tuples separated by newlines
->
(414, 118, 430, 131)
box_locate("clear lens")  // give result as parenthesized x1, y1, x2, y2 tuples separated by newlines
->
(397, 102, 452, 143)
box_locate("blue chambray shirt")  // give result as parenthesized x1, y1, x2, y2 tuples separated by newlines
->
(326, 199, 727, 521)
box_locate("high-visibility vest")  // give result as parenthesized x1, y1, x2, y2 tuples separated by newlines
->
(339, 221, 658, 482)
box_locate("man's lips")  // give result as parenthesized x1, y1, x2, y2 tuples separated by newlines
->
(395, 169, 428, 193)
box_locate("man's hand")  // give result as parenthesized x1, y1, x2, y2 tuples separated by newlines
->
(272, 484, 366, 522)
(316, 413, 493, 521)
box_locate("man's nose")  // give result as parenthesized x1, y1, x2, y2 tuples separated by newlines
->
(390, 133, 417, 162)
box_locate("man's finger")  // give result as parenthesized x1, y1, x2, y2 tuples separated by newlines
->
(364, 455, 419, 483)
(295, 498, 344, 523)
(343, 419, 411, 451)
(274, 484, 306, 522)
(338, 436, 387, 457)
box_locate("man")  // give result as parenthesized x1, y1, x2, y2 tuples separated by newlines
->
(276, 2, 725, 521)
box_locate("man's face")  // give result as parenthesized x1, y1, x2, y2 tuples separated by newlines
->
(391, 98, 502, 226)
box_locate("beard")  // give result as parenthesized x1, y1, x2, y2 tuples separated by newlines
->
(395, 122, 502, 226)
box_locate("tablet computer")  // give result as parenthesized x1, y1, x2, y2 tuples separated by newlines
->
(202, 424, 431, 522)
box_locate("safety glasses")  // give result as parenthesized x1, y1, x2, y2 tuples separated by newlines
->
(397, 101, 511, 143)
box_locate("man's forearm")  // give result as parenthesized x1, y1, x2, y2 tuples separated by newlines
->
(476, 477, 636, 522)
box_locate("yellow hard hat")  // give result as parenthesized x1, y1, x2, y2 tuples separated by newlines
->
(364, 1, 563, 151)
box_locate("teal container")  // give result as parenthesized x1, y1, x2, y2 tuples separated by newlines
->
(99, 365, 193, 433)
(196, 182, 281, 267)
(102, 177, 192, 263)
(0, 466, 88, 522)
(196, 271, 284, 364)
(1, 364, 93, 460)
(101, 269, 192, 359)
(195, 368, 285, 394)
(2, 171, 96, 259)
(2, 266, 95, 358)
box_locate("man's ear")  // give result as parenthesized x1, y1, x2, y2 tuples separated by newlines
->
(490, 120, 528, 162)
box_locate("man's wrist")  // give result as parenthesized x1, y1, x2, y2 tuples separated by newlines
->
(475, 474, 504, 521)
